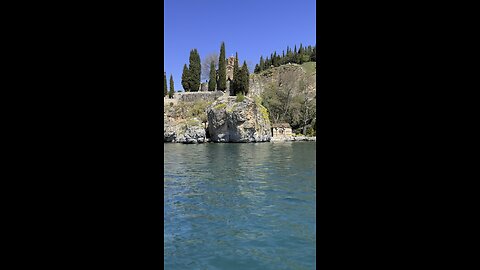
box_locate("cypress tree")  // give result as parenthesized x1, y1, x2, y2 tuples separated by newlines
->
(181, 64, 189, 91)
(217, 42, 227, 91)
(293, 45, 297, 63)
(231, 52, 239, 95)
(208, 60, 216, 91)
(298, 43, 304, 64)
(188, 49, 201, 92)
(169, 74, 174, 98)
(254, 64, 259, 73)
(259, 56, 264, 72)
(164, 72, 167, 97)
(241, 61, 249, 95)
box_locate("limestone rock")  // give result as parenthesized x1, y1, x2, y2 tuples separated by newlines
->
(164, 105, 206, 143)
(207, 96, 271, 143)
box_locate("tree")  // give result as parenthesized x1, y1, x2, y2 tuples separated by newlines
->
(231, 52, 240, 95)
(241, 61, 249, 95)
(188, 49, 201, 92)
(208, 60, 216, 91)
(201, 53, 218, 81)
(298, 43, 304, 64)
(217, 42, 227, 91)
(311, 44, 316, 62)
(254, 64, 259, 73)
(293, 45, 297, 63)
(181, 64, 189, 91)
(164, 72, 167, 97)
(259, 56, 264, 72)
(169, 74, 175, 98)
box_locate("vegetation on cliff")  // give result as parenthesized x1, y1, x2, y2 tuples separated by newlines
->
(254, 43, 316, 74)
(257, 63, 316, 136)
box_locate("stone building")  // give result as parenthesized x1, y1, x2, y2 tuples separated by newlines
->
(271, 123, 292, 138)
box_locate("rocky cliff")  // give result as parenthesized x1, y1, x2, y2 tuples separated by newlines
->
(164, 99, 210, 143)
(163, 62, 316, 143)
(207, 96, 271, 143)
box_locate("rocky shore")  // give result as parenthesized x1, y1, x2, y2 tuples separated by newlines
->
(270, 136, 316, 142)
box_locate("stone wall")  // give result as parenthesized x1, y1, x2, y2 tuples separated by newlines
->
(179, 91, 225, 103)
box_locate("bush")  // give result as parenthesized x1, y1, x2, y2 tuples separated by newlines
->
(214, 103, 226, 110)
(236, 93, 245, 102)
(306, 126, 316, 137)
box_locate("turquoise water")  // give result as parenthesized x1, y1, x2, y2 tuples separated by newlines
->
(164, 142, 316, 269)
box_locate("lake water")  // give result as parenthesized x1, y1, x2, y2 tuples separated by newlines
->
(164, 142, 316, 269)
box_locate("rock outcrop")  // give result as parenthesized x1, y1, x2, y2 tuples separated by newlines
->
(164, 116, 207, 143)
(164, 101, 208, 143)
(207, 96, 271, 143)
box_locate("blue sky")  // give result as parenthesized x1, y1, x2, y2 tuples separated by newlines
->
(164, 0, 316, 91)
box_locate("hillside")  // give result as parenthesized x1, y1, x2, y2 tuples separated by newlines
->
(249, 62, 316, 98)
(248, 62, 316, 134)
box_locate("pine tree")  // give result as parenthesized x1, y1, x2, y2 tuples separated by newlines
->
(164, 72, 167, 97)
(188, 49, 201, 92)
(217, 42, 227, 91)
(208, 60, 216, 91)
(169, 74, 174, 98)
(181, 64, 189, 91)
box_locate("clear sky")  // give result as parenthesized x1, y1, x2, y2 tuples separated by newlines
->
(164, 0, 316, 91)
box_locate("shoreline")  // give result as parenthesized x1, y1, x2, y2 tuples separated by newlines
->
(164, 136, 316, 144)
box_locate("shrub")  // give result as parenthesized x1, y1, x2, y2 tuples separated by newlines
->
(214, 103, 226, 110)
(236, 93, 245, 102)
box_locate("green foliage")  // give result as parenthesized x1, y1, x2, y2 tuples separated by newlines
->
(306, 126, 315, 136)
(231, 52, 240, 96)
(236, 92, 245, 102)
(181, 64, 189, 92)
(186, 118, 200, 126)
(188, 49, 201, 92)
(217, 42, 227, 91)
(169, 74, 174, 98)
(259, 103, 270, 122)
(214, 103, 226, 110)
(301, 62, 316, 76)
(208, 61, 216, 91)
(254, 64, 259, 73)
(241, 61, 249, 95)
(164, 72, 167, 97)
(254, 44, 316, 73)
(174, 100, 211, 126)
